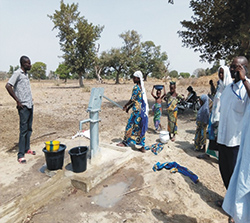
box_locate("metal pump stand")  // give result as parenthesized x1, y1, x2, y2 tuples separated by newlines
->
(78, 87, 122, 160)
(79, 88, 104, 159)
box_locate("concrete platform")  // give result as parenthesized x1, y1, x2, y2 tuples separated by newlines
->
(66, 142, 135, 192)
(0, 139, 136, 223)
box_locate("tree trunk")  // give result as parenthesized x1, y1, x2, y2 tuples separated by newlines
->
(79, 74, 84, 87)
(95, 66, 103, 83)
(94, 44, 104, 83)
(115, 72, 120, 84)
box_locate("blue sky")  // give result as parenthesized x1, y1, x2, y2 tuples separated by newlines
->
(0, 0, 212, 75)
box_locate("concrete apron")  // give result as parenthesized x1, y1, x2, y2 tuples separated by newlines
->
(0, 138, 135, 223)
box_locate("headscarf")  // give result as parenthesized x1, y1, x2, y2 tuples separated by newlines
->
(196, 94, 209, 124)
(217, 66, 232, 93)
(133, 71, 149, 136)
(210, 66, 232, 123)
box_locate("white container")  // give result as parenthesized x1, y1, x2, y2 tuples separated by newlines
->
(159, 131, 170, 144)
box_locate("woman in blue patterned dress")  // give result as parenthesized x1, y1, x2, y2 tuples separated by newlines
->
(117, 71, 149, 153)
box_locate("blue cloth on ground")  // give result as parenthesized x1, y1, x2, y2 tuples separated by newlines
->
(152, 161, 199, 183)
(145, 143, 164, 155)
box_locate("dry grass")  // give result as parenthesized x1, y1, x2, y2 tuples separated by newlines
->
(178, 72, 218, 87)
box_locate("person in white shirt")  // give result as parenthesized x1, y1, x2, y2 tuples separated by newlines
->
(216, 56, 249, 209)
(222, 59, 250, 223)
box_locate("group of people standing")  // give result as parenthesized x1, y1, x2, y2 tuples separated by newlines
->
(217, 57, 250, 223)
(117, 56, 250, 223)
(117, 71, 184, 152)
(6, 55, 250, 222)
(117, 70, 196, 151)
(197, 56, 250, 223)
(117, 69, 211, 152)
(151, 82, 184, 141)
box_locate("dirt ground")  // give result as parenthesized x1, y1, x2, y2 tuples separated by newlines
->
(0, 76, 229, 223)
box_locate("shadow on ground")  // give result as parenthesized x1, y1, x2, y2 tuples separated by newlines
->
(183, 176, 225, 215)
(175, 140, 218, 167)
(152, 208, 197, 223)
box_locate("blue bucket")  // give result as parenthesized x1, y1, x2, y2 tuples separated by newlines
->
(154, 85, 164, 90)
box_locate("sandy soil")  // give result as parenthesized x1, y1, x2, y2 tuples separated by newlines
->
(0, 76, 229, 223)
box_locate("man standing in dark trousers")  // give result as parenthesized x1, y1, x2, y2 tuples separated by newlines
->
(6, 56, 35, 163)
(216, 56, 249, 207)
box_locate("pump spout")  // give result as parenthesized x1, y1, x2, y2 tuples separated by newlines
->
(79, 119, 91, 131)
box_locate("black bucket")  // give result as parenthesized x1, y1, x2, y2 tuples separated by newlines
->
(68, 146, 88, 173)
(43, 144, 66, 171)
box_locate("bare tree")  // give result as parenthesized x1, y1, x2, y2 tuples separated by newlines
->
(94, 44, 104, 83)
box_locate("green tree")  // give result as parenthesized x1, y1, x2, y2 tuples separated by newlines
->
(30, 62, 47, 80)
(100, 30, 169, 83)
(55, 63, 71, 82)
(48, 70, 58, 80)
(169, 70, 178, 78)
(205, 68, 211, 76)
(99, 30, 141, 84)
(205, 61, 220, 76)
(119, 30, 141, 78)
(0, 71, 8, 80)
(48, 0, 104, 87)
(139, 41, 168, 80)
(179, 72, 190, 78)
(178, 0, 250, 62)
(193, 68, 206, 77)
(209, 60, 220, 74)
(100, 48, 127, 84)
(8, 65, 19, 77)
(70, 72, 79, 80)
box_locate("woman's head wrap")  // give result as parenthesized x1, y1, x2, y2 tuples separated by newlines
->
(210, 66, 232, 123)
(197, 94, 209, 124)
(218, 66, 232, 93)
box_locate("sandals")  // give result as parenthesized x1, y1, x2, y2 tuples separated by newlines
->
(116, 142, 127, 147)
(18, 157, 26, 164)
(18, 150, 35, 163)
(194, 148, 205, 152)
(26, 150, 36, 155)
(197, 154, 210, 159)
(139, 147, 146, 153)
